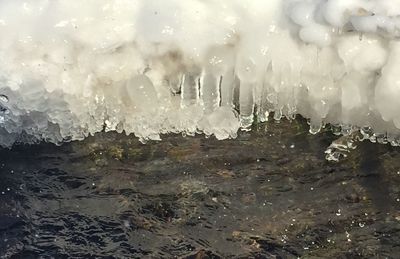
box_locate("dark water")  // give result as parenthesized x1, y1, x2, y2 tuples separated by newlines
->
(0, 119, 399, 258)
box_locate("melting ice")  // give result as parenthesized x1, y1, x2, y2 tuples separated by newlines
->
(1, 0, 400, 147)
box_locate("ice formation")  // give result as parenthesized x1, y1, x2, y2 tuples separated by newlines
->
(1, 0, 400, 146)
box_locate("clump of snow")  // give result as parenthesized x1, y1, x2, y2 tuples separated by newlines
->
(0, 0, 400, 146)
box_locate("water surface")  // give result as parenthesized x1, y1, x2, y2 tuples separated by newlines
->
(0, 119, 399, 258)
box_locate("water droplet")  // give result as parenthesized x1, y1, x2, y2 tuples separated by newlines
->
(331, 124, 341, 136)
(309, 122, 322, 134)
(0, 94, 9, 103)
(123, 220, 130, 228)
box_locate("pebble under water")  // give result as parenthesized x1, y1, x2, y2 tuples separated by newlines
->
(0, 118, 399, 258)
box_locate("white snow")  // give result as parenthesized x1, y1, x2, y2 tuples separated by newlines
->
(0, 0, 400, 146)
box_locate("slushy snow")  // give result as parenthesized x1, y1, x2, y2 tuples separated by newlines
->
(0, 0, 400, 146)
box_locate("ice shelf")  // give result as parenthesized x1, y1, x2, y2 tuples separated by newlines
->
(1, 0, 400, 146)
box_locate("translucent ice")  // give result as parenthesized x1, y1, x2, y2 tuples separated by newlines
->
(1, 0, 400, 146)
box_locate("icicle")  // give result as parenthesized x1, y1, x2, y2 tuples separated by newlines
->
(201, 70, 220, 114)
(220, 69, 236, 108)
(236, 57, 257, 130)
(125, 74, 158, 113)
(181, 68, 200, 108)
(0, 0, 400, 148)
